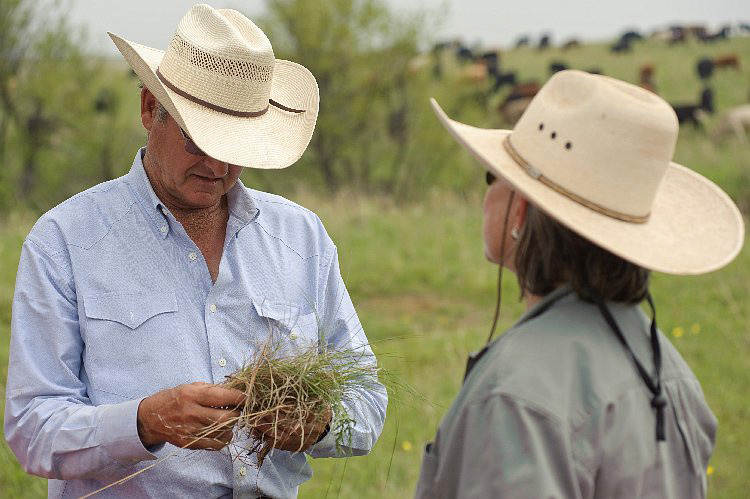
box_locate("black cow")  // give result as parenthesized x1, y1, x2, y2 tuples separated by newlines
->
(514, 35, 530, 48)
(696, 58, 714, 80)
(538, 34, 551, 50)
(620, 30, 644, 44)
(491, 71, 517, 92)
(549, 61, 568, 74)
(611, 39, 632, 53)
(671, 88, 715, 128)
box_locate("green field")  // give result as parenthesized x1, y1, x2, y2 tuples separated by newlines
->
(2, 35, 750, 497)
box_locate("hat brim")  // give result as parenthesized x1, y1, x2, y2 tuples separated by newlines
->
(431, 98, 744, 275)
(109, 32, 319, 169)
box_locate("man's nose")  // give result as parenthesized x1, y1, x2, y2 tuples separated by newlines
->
(203, 156, 229, 178)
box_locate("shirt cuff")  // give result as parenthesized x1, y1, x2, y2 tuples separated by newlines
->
(98, 398, 161, 465)
(307, 416, 338, 457)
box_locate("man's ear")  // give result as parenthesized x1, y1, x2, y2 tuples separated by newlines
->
(141, 87, 157, 131)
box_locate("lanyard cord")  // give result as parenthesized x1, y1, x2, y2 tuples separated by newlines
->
(486, 191, 516, 344)
(591, 291, 666, 441)
(464, 190, 516, 382)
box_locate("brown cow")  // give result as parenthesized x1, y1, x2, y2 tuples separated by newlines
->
(497, 82, 541, 125)
(499, 96, 534, 125)
(506, 82, 541, 99)
(460, 61, 489, 84)
(639, 64, 657, 93)
(714, 53, 740, 70)
(561, 39, 580, 50)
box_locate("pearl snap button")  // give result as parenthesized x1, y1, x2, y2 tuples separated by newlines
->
(289, 331, 299, 340)
(159, 226, 168, 233)
(218, 358, 227, 367)
(209, 304, 217, 313)
(239, 466, 247, 476)
(188, 252, 197, 261)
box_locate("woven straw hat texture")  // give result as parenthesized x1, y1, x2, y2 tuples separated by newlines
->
(109, 3, 319, 169)
(431, 70, 744, 275)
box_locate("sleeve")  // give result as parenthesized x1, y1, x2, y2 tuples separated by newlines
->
(3, 239, 158, 480)
(306, 242, 388, 458)
(424, 394, 589, 499)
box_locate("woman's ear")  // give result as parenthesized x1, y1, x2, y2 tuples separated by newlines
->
(514, 196, 528, 231)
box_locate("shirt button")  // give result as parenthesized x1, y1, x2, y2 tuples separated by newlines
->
(161, 207, 168, 215)
(209, 304, 217, 313)
(239, 466, 247, 477)
(289, 331, 298, 340)
(159, 225, 168, 233)
(188, 252, 197, 261)
(218, 358, 227, 367)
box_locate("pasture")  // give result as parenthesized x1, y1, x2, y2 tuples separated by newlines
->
(2, 34, 750, 498)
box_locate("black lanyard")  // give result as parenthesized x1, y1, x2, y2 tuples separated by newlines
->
(591, 292, 666, 441)
(464, 289, 666, 442)
(463, 289, 573, 381)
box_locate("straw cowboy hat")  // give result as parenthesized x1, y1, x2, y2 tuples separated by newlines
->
(109, 3, 319, 169)
(432, 70, 744, 274)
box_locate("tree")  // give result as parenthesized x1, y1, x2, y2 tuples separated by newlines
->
(0, 0, 139, 211)
(257, 0, 425, 195)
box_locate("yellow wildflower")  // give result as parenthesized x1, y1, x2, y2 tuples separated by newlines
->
(401, 441, 413, 452)
(690, 323, 701, 335)
(707, 465, 715, 476)
(671, 326, 684, 338)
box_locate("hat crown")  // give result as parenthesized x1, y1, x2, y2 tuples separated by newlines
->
(512, 70, 679, 218)
(159, 4, 275, 113)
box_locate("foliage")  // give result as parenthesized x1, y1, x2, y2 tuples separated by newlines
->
(247, 0, 431, 197)
(0, 0, 143, 212)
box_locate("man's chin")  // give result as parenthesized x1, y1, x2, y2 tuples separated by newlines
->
(178, 191, 224, 210)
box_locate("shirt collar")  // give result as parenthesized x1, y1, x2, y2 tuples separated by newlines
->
(124, 147, 260, 237)
(512, 284, 575, 328)
(226, 177, 260, 236)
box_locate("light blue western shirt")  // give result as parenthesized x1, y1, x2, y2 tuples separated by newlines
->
(5, 149, 387, 498)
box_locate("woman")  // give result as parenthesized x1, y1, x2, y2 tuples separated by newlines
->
(416, 70, 744, 498)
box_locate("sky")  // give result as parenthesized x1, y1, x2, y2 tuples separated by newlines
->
(53, 0, 750, 55)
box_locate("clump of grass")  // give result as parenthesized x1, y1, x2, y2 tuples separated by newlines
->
(221, 338, 382, 466)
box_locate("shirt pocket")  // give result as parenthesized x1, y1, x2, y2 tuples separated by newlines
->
(415, 441, 439, 499)
(82, 290, 187, 401)
(250, 298, 321, 357)
(665, 379, 717, 478)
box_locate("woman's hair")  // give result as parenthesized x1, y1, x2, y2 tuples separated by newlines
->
(514, 204, 650, 303)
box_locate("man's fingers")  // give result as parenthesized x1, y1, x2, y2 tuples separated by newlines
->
(196, 406, 242, 427)
(193, 384, 246, 409)
(181, 430, 234, 450)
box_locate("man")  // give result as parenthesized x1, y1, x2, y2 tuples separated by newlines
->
(4, 5, 386, 498)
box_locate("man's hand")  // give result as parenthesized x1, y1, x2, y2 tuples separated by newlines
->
(252, 405, 332, 452)
(137, 382, 245, 450)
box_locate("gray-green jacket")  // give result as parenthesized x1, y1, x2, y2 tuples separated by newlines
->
(415, 286, 716, 498)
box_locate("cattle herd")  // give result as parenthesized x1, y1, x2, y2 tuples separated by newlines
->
(415, 23, 750, 143)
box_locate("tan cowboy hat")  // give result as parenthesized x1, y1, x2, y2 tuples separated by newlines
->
(108, 3, 319, 169)
(432, 70, 744, 275)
